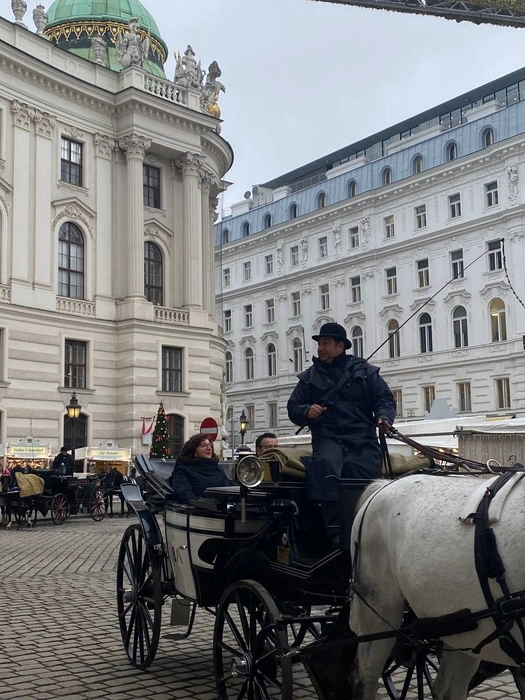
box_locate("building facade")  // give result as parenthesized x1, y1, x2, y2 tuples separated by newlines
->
(216, 67, 525, 444)
(0, 1, 232, 455)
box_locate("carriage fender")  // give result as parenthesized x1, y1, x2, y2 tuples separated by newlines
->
(121, 483, 162, 547)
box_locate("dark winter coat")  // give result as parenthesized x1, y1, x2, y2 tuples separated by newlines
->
(170, 457, 232, 504)
(52, 452, 75, 475)
(287, 353, 396, 499)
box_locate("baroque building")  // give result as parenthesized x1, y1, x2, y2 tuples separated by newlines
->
(0, 1, 232, 455)
(216, 67, 525, 443)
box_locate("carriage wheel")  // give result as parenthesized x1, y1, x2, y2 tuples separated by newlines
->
(89, 487, 106, 522)
(214, 579, 293, 700)
(116, 524, 162, 669)
(382, 641, 440, 700)
(51, 494, 69, 525)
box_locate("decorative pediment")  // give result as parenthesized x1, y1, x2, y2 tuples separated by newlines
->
(285, 324, 304, 339)
(144, 219, 174, 245)
(51, 198, 96, 237)
(442, 289, 471, 309)
(0, 175, 13, 216)
(378, 303, 403, 320)
(261, 331, 279, 344)
(226, 340, 235, 351)
(311, 315, 335, 333)
(409, 298, 436, 312)
(480, 281, 510, 300)
(344, 311, 366, 327)
(239, 334, 256, 348)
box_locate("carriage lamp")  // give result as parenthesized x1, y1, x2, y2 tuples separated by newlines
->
(236, 455, 264, 489)
(239, 409, 248, 446)
(66, 392, 82, 463)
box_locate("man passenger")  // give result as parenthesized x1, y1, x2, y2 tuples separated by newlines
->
(255, 433, 278, 457)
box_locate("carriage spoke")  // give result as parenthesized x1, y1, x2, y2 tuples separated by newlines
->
(218, 640, 245, 659)
(124, 541, 136, 581)
(399, 661, 415, 700)
(234, 591, 252, 648)
(124, 606, 137, 650)
(224, 609, 248, 651)
(253, 674, 269, 699)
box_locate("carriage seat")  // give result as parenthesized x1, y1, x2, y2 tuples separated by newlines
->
(145, 458, 175, 489)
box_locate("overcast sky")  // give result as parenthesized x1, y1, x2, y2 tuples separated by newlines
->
(7, 0, 525, 209)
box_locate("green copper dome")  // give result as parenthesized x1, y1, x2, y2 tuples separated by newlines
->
(44, 0, 168, 77)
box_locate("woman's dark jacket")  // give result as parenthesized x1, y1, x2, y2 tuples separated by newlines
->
(170, 457, 232, 504)
(287, 353, 396, 443)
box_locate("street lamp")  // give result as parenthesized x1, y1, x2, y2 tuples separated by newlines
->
(66, 392, 81, 463)
(239, 409, 248, 447)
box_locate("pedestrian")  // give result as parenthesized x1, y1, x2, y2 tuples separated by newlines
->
(255, 432, 278, 457)
(287, 322, 396, 547)
(52, 446, 75, 475)
(171, 434, 233, 503)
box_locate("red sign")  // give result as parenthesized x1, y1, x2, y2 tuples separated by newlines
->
(200, 417, 219, 442)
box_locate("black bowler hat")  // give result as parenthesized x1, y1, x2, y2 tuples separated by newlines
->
(312, 322, 352, 350)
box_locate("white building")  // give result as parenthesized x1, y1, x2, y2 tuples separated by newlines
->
(216, 68, 525, 444)
(0, 1, 232, 456)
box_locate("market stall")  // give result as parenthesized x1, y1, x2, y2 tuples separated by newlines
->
(0, 438, 52, 471)
(75, 442, 132, 476)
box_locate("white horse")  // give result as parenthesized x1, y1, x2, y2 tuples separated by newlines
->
(349, 473, 525, 699)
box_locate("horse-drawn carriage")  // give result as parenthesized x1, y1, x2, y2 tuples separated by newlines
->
(117, 442, 525, 699)
(0, 467, 106, 529)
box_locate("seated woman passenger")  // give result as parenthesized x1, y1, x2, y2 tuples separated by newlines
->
(171, 433, 232, 503)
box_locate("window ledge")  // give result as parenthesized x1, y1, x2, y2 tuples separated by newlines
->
(156, 390, 190, 398)
(58, 181, 89, 194)
(0, 381, 10, 388)
(58, 387, 95, 395)
(145, 205, 167, 214)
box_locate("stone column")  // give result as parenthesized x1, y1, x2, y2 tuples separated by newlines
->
(199, 170, 215, 314)
(208, 196, 219, 316)
(11, 101, 32, 286)
(32, 107, 56, 290)
(94, 134, 116, 306)
(119, 133, 151, 298)
(176, 152, 203, 309)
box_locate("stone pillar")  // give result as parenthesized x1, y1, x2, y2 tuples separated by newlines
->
(176, 152, 203, 309)
(10, 101, 32, 286)
(119, 133, 151, 298)
(94, 134, 116, 310)
(32, 107, 56, 290)
(208, 196, 219, 316)
(199, 170, 215, 314)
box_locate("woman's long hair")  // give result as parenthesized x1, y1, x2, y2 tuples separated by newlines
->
(179, 433, 217, 463)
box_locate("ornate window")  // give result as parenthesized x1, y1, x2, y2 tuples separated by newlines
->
(453, 306, 468, 348)
(485, 181, 499, 207)
(413, 156, 423, 174)
(419, 313, 433, 353)
(225, 351, 233, 383)
(490, 298, 507, 342)
(65, 339, 87, 389)
(59, 222, 84, 300)
(166, 414, 184, 459)
(482, 127, 495, 147)
(382, 167, 393, 186)
(222, 228, 230, 244)
(348, 180, 357, 198)
(352, 326, 364, 357)
(162, 347, 183, 392)
(263, 213, 272, 229)
(457, 381, 472, 412)
(317, 192, 327, 209)
(144, 241, 163, 305)
(487, 239, 503, 270)
(495, 377, 511, 409)
(245, 348, 254, 380)
(387, 319, 400, 358)
(267, 343, 277, 377)
(292, 338, 303, 373)
(143, 165, 161, 208)
(242, 221, 250, 237)
(451, 249, 464, 279)
(446, 142, 458, 162)
(289, 203, 298, 220)
(61, 137, 83, 187)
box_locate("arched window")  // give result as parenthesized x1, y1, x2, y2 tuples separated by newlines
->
(267, 343, 277, 377)
(245, 347, 254, 380)
(482, 127, 495, 148)
(63, 412, 88, 454)
(446, 142, 458, 162)
(348, 180, 357, 198)
(292, 338, 303, 373)
(289, 203, 298, 220)
(490, 298, 507, 342)
(59, 222, 84, 299)
(453, 306, 468, 348)
(419, 313, 433, 353)
(263, 213, 272, 229)
(222, 228, 230, 244)
(242, 221, 250, 237)
(352, 326, 364, 358)
(144, 241, 163, 305)
(382, 167, 393, 186)
(166, 414, 184, 459)
(387, 319, 400, 358)
(413, 155, 423, 174)
(225, 351, 233, 383)
(317, 192, 326, 209)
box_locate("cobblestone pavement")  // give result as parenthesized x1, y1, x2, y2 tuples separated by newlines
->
(0, 515, 521, 699)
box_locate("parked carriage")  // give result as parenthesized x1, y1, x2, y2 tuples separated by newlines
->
(1, 468, 106, 529)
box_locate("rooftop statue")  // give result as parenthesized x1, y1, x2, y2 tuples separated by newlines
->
(201, 61, 225, 118)
(91, 34, 107, 65)
(115, 18, 150, 69)
(12, 0, 27, 26)
(33, 4, 48, 34)
(174, 45, 205, 89)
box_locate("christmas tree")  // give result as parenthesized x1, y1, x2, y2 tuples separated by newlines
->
(149, 402, 171, 459)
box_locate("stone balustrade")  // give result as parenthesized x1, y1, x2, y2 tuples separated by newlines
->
(154, 306, 190, 325)
(143, 75, 185, 105)
(56, 297, 96, 316)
